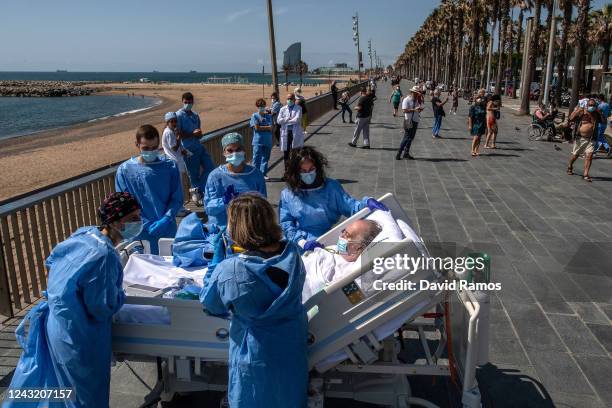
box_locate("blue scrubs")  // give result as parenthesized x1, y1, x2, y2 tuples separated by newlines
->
(6, 227, 125, 408)
(176, 108, 215, 191)
(115, 156, 183, 254)
(204, 164, 267, 226)
(279, 178, 368, 243)
(596, 101, 611, 151)
(200, 241, 308, 408)
(172, 213, 219, 267)
(250, 112, 273, 176)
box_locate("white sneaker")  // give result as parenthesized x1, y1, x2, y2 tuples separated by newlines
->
(264, 176, 270, 181)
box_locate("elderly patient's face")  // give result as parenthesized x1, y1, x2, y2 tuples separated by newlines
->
(340, 220, 373, 262)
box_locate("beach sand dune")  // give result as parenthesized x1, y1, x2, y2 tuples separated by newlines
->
(0, 82, 328, 200)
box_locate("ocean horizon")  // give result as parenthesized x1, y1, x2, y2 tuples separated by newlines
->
(0, 71, 327, 85)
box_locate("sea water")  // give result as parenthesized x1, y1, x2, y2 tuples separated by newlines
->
(0, 95, 160, 140)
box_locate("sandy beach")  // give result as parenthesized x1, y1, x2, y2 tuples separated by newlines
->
(0, 82, 329, 201)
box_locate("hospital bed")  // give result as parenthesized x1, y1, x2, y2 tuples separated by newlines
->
(112, 193, 490, 408)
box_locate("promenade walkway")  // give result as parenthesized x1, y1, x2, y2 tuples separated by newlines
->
(1, 81, 611, 407)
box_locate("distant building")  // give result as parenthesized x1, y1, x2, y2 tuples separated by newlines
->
(312, 63, 355, 75)
(283, 42, 301, 68)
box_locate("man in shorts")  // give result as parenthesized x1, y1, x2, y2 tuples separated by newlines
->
(567, 98, 605, 182)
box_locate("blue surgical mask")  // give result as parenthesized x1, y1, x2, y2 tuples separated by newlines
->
(287, 100, 295, 107)
(141, 151, 159, 163)
(336, 237, 349, 255)
(184, 103, 193, 111)
(258, 107, 266, 113)
(226, 151, 245, 166)
(120, 221, 143, 241)
(587, 106, 596, 113)
(300, 170, 317, 185)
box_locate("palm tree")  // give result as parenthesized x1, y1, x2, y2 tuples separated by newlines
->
(569, 0, 591, 112)
(519, 0, 543, 115)
(537, 0, 555, 104)
(589, 4, 612, 72)
(495, 0, 511, 94)
(513, 0, 534, 98)
(555, 0, 574, 106)
(296, 60, 308, 86)
(282, 63, 291, 90)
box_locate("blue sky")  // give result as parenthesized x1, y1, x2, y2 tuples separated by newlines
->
(0, 0, 438, 72)
(1, 0, 607, 73)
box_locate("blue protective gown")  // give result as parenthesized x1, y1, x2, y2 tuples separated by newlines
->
(200, 242, 308, 408)
(204, 164, 267, 226)
(176, 108, 216, 191)
(5, 227, 125, 408)
(172, 213, 219, 267)
(115, 156, 183, 254)
(279, 178, 369, 243)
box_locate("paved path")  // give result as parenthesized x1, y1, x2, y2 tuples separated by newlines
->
(1, 81, 611, 407)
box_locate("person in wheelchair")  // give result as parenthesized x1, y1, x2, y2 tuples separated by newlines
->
(533, 103, 557, 139)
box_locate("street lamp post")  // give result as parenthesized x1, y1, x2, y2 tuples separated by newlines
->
(543, 0, 558, 106)
(352, 14, 362, 80)
(266, 0, 279, 96)
(368, 39, 373, 75)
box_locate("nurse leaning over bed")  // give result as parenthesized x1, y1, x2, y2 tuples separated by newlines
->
(5, 192, 138, 408)
(200, 193, 308, 408)
(279, 146, 388, 251)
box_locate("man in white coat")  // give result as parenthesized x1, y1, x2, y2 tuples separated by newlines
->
(277, 93, 305, 175)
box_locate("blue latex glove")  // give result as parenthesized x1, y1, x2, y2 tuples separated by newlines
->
(366, 198, 389, 212)
(147, 216, 172, 236)
(222, 184, 239, 205)
(303, 240, 324, 251)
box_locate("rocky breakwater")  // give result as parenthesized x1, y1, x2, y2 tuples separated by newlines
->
(0, 81, 101, 97)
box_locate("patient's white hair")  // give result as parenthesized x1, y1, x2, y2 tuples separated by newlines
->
(356, 220, 382, 247)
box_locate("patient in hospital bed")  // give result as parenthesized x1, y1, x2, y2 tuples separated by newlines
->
(302, 209, 423, 300)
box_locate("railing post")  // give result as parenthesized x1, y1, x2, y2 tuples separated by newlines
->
(0, 232, 14, 318)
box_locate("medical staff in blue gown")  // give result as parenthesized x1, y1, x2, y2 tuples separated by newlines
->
(200, 193, 308, 408)
(279, 146, 388, 250)
(115, 124, 183, 254)
(176, 91, 215, 204)
(204, 132, 267, 226)
(5, 192, 140, 408)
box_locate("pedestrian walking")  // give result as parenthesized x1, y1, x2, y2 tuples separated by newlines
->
(339, 90, 353, 123)
(331, 80, 339, 110)
(484, 94, 501, 149)
(468, 89, 487, 157)
(389, 86, 403, 117)
(395, 86, 424, 160)
(431, 89, 448, 139)
(567, 98, 605, 182)
(349, 88, 374, 149)
(451, 88, 459, 115)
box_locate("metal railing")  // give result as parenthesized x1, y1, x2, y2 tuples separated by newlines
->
(0, 81, 366, 318)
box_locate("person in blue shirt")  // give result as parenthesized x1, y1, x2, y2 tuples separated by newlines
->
(270, 92, 282, 146)
(249, 98, 274, 180)
(200, 193, 308, 408)
(5, 192, 139, 408)
(279, 146, 387, 251)
(176, 91, 215, 205)
(595, 93, 611, 155)
(115, 125, 183, 254)
(204, 132, 267, 226)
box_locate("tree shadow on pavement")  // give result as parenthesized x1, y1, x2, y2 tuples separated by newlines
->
(415, 157, 468, 162)
(480, 153, 520, 158)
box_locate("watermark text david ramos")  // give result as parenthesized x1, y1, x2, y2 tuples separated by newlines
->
(373, 279, 501, 291)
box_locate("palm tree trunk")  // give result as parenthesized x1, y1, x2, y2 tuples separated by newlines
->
(495, 1, 509, 95)
(538, 0, 554, 104)
(570, 0, 591, 112)
(555, 0, 572, 106)
(603, 39, 610, 72)
(520, 0, 543, 114)
(513, 7, 525, 98)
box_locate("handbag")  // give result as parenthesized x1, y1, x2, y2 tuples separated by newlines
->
(494, 110, 500, 120)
